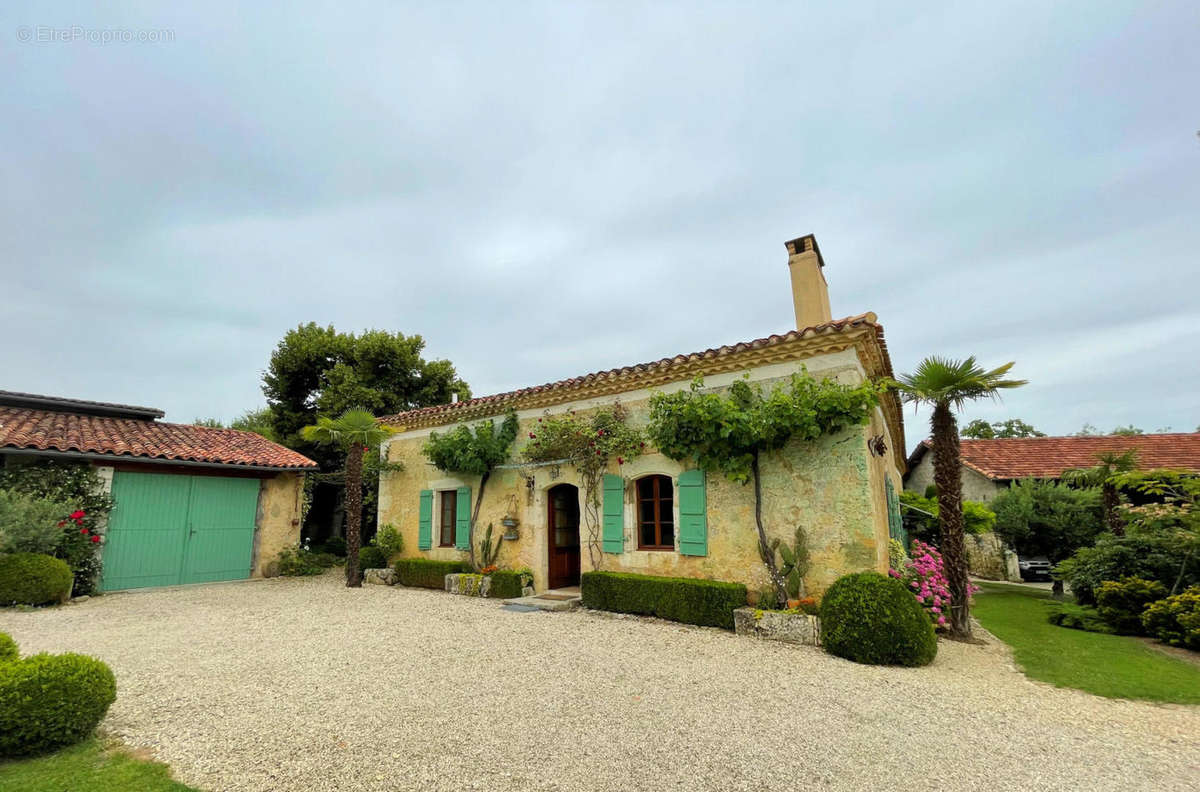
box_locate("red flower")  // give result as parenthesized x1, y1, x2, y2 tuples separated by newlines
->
(90, 535, 101, 543)
(617, 457, 624, 465)
(69, 510, 86, 520)
(57, 521, 66, 527)
(80, 528, 89, 535)
(529, 433, 536, 439)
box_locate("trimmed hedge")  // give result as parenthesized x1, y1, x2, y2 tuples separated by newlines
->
(394, 558, 472, 589)
(581, 571, 747, 629)
(0, 553, 73, 606)
(820, 572, 937, 667)
(1047, 602, 1115, 634)
(0, 632, 16, 663)
(0, 652, 117, 756)
(486, 570, 527, 599)
(358, 546, 388, 570)
(1142, 585, 1200, 650)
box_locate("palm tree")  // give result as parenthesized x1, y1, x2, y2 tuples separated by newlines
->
(1063, 449, 1139, 536)
(893, 356, 1027, 638)
(302, 409, 395, 587)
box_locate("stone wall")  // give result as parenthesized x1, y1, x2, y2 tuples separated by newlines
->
(253, 472, 305, 577)
(378, 350, 903, 598)
(966, 532, 1020, 581)
(904, 450, 1001, 502)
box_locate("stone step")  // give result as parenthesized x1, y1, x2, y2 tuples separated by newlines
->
(501, 592, 581, 612)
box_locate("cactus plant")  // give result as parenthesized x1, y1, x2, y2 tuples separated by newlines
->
(771, 526, 810, 600)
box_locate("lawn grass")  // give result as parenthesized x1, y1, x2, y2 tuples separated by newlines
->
(972, 582, 1200, 705)
(0, 738, 200, 791)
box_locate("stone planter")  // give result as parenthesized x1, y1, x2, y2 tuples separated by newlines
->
(363, 568, 396, 586)
(733, 607, 821, 646)
(445, 573, 535, 599)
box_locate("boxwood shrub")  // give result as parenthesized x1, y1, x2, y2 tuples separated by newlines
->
(820, 572, 937, 667)
(1141, 585, 1200, 650)
(1095, 577, 1167, 635)
(0, 652, 117, 756)
(581, 571, 747, 629)
(0, 632, 17, 664)
(394, 558, 472, 589)
(486, 569, 528, 599)
(0, 553, 73, 606)
(358, 545, 388, 570)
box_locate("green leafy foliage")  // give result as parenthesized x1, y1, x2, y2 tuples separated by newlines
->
(991, 479, 1104, 565)
(1055, 532, 1200, 605)
(370, 524, 404, 561)
(393, 558, 472, 588)
(887, 538, 909, 573)
(229, 407, 279, 443)
(0, 633, 17, 663)
(0, 553, 73, 606)
(358, 545, 388, 570)
(315, 536, 346, 557)
(898, 490, 996, 541)
(581, 571, 748, 629)
(1141, 586, 1200, 650)
(1095, 577, 1168, 635)
(961, 418, 1046, 439)
(0, 461, 113, 595)
(1046, 602, 1116, 634)
(0, 490, 71, 555)
(819, 572, 937, 666)
(484, 568, 532, 599)
(647, 373, 881, 485)
(274, 545, 329, 576)
(425, 412, 520, 477)
(0, 651, 117, 756)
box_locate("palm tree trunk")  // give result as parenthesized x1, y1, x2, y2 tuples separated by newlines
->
(751, 452, 788, 606)
(468, 470, 490, 570)
(931, 403, 971, 638)
(344, 443, 365, 587)
(1102, 483, 1123, 536)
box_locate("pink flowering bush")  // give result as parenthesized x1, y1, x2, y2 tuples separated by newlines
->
(889, 539, 979, 630)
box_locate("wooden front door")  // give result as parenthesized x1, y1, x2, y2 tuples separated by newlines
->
(547, 484, 581, 589)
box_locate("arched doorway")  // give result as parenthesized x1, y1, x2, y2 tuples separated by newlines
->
(547, 483, 581, 589)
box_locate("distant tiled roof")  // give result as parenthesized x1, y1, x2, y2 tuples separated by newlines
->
(0, 389, 164, 420)
(381, 311, 894, 421)
(907, 434, 1200, 480)
(0, 405, 317, 470)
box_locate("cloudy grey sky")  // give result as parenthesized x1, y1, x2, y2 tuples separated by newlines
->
(3, 1, 1197, 450)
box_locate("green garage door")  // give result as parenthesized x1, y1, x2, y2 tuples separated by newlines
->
(101, 471, 262, 591)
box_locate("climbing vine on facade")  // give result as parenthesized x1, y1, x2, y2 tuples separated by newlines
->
(521, 403, 645, 569)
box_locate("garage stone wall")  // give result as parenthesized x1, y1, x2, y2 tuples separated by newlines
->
(253, 472, 305, 577)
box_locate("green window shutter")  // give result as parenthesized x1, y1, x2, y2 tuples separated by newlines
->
(677, 469, 707, 556)
(455, 486, 471, 550)
(418, 490, 433, 550)
(601, 474, 624, 553)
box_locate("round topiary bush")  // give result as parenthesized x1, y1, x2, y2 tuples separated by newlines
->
(0, 652, 117, 756)
(0, 553, 73, 606)
(0, 633, 17, 664)
(358, 545, 388, 570)
(819, 571, 937, 667)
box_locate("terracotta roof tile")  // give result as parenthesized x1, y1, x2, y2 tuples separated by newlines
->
(911, 434, 1200, 480)
(381, 313, 891, 426)
(0, 406, 317, 470)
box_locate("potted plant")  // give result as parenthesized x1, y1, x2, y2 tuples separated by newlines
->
(501, 495, 520, 540)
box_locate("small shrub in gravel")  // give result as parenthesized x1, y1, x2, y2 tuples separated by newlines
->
(820, 572, 936, 667)
(358, 545, 388, 570)
(581, 571, 747, 629)
(0, 632, 17, 663)
(486, 568, 532, 599)
(394, 559, 472, 588)
(1141, 586, 1200, 650)
(1095, 577, 1168, 635)
(0, 652, 116, 756)
(0, 553, 73, 606)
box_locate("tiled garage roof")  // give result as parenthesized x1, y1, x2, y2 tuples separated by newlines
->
(0, 405, 317, 470)
(908, 433, 1200, 480)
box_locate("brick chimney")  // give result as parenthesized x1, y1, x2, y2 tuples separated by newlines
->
(785, 234, 831, 330)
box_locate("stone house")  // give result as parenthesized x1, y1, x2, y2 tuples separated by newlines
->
(377, 235, 907, 599)
(904, 433, 1200, 501)
(0, 390, 316, 590)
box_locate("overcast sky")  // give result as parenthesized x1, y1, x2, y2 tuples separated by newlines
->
(3, 1, 1197, 451)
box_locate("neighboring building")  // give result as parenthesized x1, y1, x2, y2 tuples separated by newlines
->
(377, 234, 908, 598)
(904, 433, 1200, 501)
(0, 390, 317, 590)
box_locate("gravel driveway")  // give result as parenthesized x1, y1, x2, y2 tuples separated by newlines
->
(3, 572, 1198, 792)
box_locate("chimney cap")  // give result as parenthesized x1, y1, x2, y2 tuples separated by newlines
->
(785, 234, 824, 268)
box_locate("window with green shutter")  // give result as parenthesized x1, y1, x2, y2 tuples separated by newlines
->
(455, 486, 471, 550)
(418, 490, 433, 550)
(677, 469, 707, 556)
(602, 474, 624, 553)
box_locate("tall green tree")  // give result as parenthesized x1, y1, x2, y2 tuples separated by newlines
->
(301, 409, 396, 587)
(229, 407, 279, 443)
(1062, 449, 1140, 536)
(991, 479, 1104, 595)
(422, 412, 519, 569)
(961, 418, 1045, 439)
(891, 357, 1027, 638)
(648, 374, 880, 605)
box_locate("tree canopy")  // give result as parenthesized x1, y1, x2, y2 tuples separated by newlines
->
(961, 418, 1045, 439)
